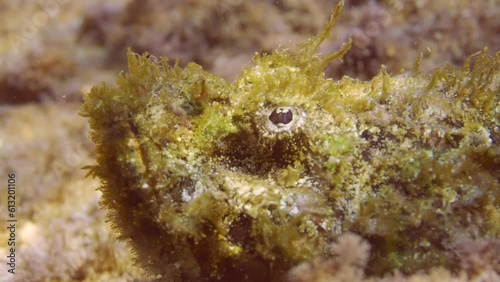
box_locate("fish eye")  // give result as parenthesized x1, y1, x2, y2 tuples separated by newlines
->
(258, 106, 305, 135)
(269, 107, 293, 125)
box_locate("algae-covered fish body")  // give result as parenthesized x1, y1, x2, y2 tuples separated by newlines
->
(82, 1, 500, 281)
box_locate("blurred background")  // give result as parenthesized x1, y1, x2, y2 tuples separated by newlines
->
(0, 0, 498, 281)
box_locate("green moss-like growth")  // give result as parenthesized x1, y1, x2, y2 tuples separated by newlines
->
(81, 1, 499, 281)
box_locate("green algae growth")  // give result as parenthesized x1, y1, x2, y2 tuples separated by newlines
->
(81, 1, 500, 281)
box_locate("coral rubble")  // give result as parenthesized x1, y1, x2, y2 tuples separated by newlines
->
(0, 103, 146, 282)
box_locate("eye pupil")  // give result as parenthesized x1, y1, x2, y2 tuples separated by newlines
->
(269, 108, 293, 125)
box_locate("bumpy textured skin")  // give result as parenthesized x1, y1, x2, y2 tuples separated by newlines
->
(82, 2, 500, 281)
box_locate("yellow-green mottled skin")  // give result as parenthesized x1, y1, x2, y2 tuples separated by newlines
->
(81, 2, 500, 281)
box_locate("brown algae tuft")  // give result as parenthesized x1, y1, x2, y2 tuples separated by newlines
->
(81, 1, 499, 281)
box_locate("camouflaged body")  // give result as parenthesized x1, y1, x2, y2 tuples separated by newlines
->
(82, 2, 500, 281)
